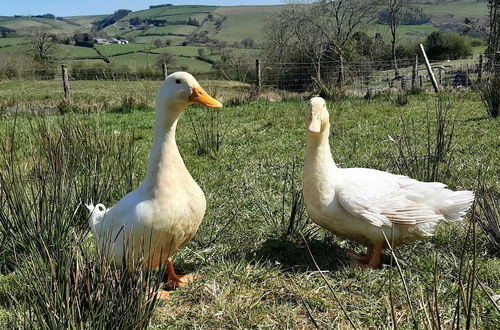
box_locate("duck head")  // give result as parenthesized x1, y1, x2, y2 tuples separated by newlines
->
(306, 97, 329, 134)
(157, 72, 222, 111)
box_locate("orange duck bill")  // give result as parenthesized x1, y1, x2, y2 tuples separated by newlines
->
(189, 85, 223, 108)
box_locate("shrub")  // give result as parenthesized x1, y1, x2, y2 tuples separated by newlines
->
(0, 53, 39, 79)
(424, 31, 472, 60)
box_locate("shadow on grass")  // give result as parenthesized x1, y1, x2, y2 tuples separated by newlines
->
(253, 238, 347, 272)
(465, 115, 490, 122)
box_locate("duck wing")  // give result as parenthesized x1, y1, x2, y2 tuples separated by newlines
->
(336, 168, 471, 229)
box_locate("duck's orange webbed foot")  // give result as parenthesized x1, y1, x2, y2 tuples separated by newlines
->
(346, 246, 373, 265)
(348, 244, 382, 269)
(164, 258, 201, 290)
(156, 289, 171, 299)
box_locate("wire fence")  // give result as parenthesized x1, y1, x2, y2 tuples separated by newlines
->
(1, 55, 498, 95)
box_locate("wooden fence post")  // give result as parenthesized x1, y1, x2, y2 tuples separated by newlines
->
(255, 58, 261, 89)
(401, 76, 406, 90)
(162, 63, 168, 80)
(419, 44, 439, 93)
(61, 64, 70, 100)
(411, 54, 418, 89)
(477, 54, 483, 83)
(466, 63, 470, 84)
(419, 75, 423, 89)
(438, 67, 443, 86)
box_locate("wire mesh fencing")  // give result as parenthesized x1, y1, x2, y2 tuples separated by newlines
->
(1, 55, 497, 97)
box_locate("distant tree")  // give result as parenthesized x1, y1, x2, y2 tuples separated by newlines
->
(264, 0, 379, 88)
(33, 14, 55, 19)
(129, 17, 143, 26)
(94, 9, 132, 30)
(155, 51, 176, 68)
(241, 37, 255, 48)
(74, 32, 94, 47)
(153, 39, 164, 48)
(217, 49, 253, 82)
(378, 0, 404, 77)
(187, 17, 200, 26)
(215, 41, 227, 54)
(26, 28, 66, 66)
(197, 48, 206, 57)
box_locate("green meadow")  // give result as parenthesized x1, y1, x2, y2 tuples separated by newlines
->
(0, 78, 498, 327)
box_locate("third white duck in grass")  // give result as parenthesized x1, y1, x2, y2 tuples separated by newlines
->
(86, 72, 222, 297)
(303, 97, 474, 269)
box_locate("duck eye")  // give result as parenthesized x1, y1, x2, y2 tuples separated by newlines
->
(175, 79, 181, 84)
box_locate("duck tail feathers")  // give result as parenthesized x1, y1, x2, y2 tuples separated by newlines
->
(84, 202, 107, 233)
(440, 190, 475, 221)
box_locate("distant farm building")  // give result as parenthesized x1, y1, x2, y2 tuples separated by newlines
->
(94, 38, 129, 45)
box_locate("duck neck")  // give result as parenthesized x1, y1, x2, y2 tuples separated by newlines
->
(142, 100, 187, 191)
(305, 124, 337, 175)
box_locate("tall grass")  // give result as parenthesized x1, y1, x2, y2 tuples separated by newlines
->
(389, 96, 456, 182)
(0, 114, 166, 328)
(475, 188, 500, 256)
(11, 242, 165, 329)
(479, 77, 500, 118)
(188, 107, 225, 158)
(258, 161, 318, 241)
(0, 116, 138, 272)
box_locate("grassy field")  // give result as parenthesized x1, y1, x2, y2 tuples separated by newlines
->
(126, 5, 216, 20)
(415, 0, 489, 24)
(0, 77, 498, 327)
(134, 35, 186, 46)
(370, 24, 439, 42)
(210, 6, 284, 44)
(0, 37, 25, 47)
(0, 16, 98, 35)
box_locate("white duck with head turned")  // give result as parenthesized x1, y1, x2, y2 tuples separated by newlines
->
(303, 97, 474, 269)
(87, 72, 222, 294)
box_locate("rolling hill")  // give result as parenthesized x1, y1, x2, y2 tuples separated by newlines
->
(0, 1, 490, 73)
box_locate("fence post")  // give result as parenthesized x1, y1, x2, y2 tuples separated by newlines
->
(61, 64, 70, 100)
(401, 76, 406, 90)
(255, 58, 262, 89)
(419, 44, 439, 93)
(466, 63, 470, 83)
(411, 54, 418, 89)
(419, 75, 423, 89)
(162, 63, 168, 80)
(438, 67, 443, 86)
(477, 54, 483, 83)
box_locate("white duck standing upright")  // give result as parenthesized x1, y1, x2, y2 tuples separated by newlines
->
(87, 72, 222, 292)
(303, 97, 474, 269)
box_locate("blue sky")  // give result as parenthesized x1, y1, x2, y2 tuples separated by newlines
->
(2, 1, 284, 17)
